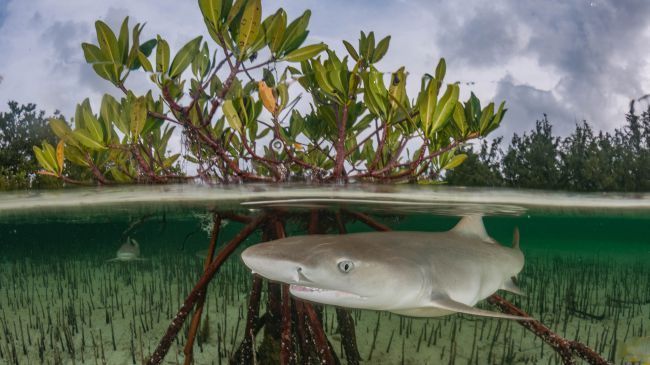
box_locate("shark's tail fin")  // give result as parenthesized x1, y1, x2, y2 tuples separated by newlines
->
(512, 227, 520, 250)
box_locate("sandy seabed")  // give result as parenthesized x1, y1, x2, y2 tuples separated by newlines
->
(0, 251, 647, 365)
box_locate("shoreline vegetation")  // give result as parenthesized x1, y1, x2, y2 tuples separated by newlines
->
(2, 100, 648, 192)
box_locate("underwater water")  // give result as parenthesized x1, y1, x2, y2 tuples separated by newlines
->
(0, 185, 649, 365)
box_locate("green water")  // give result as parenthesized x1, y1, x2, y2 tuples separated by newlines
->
(0, 185, 649, 365)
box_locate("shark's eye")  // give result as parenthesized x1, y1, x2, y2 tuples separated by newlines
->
(337, 260, 354, 273)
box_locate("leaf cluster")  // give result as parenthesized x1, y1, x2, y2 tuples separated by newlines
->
(35, 0, 506, 185)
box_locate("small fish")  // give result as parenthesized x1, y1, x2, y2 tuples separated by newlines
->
(617, 337, 650, 365)
(107, 237, 146, 262)
(241, 216, 530, 320)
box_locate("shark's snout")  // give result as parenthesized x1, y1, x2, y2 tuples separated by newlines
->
(241, 244, 305, 284)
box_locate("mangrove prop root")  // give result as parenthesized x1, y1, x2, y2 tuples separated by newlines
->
(274, 219, 295, 365)
(280, 284, 293, 365)
(146, 214, 266, 365)
(303, 302, 337, 365)
(334, 211, 362, 365)
(231, 275, 264, 365)
(183, 214, 222, 365)
(353, 211, 610, 365)
(335, 308, 361, 365)
(344, 210, 391, 232)
(487, 294, 611, 365)
(294, 300, 311, 362)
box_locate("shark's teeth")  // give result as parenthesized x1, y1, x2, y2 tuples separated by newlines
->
(290, 285, 324, 293)
(290, 285, 364, 299)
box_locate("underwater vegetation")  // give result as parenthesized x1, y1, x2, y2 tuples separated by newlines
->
(0, 207, 648, 365)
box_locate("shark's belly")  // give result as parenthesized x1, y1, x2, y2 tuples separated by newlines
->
(116, 252, 137, 261)
(390, 307, 455, 318)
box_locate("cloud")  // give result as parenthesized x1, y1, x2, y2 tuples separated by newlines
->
(435, 5, 522, 67)
(0, 1, 7, 29)
(0, 0, 648, 140)
(493, 76, 575, 138)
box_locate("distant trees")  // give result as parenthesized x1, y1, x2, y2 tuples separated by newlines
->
(0, 102, 69, 189)
(446, 103, 650, 192)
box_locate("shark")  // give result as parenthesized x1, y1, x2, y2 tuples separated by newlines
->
(107, 237, 146, 262)
(241, 216, 530, 320)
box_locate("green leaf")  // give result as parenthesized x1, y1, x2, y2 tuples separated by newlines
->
(49, 118, 78, 146)
(117, 17, 130, 64)
(388, 66, 407, 115)
(479, 102, 495, 134)
(430, 84, 459, 135)
(33, 145, 57, 173)
(418, 79, 437, 131)
(283, 43, 328, 62)
(156, 35, 170, 74)
(140, 39, 157, 56)
(169, 36, 202, 78)
(199, 0, 223, 30)
(81, 43, 106, 64)
(280, 10, 310, 54)
(372, 36, 390, 63)
(110, 167, 132, 183)
(452, 101, 467, 135)
(435, 58, 446, 82)
(227, 0, 246, 25)
(342, 40, 359, 61)
(65, 145, 90, 167)
(82, 105, 104, 142)
(73, 130, 107, 150)
(364, 32, 375, 60)
(95, 20, 122, 81)
(236, 0, 261, 59)
(130, 97, 148, 140)
(443, 153, 467, 170)
(267, 9, 287, 53)
(222, 100, 242, 133)
(138, 51, 153, 72)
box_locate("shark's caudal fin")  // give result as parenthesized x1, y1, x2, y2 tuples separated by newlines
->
(451, 215, 494, 242)
(429, 293, 533, 321)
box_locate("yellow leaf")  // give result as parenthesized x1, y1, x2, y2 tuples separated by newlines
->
(258, 81, 277, 116)
(56, 140, 65, 175)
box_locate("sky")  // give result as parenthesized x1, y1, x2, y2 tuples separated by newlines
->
(0, 0, 649, 140)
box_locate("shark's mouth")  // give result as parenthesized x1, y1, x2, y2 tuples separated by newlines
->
(289, 284, 364, 299)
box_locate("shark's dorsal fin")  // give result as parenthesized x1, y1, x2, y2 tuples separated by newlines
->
(429, 293, 532, 320)
(130, 238, 140, 249)
(451, 216, 492, 242)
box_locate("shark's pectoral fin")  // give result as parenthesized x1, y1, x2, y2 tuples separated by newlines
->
(429, 293, 532, 321)
(500, 276, 525, 296)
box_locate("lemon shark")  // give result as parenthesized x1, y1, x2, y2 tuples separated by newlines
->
(241, 216, 530, 320)
(107, 237, 146, 262)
